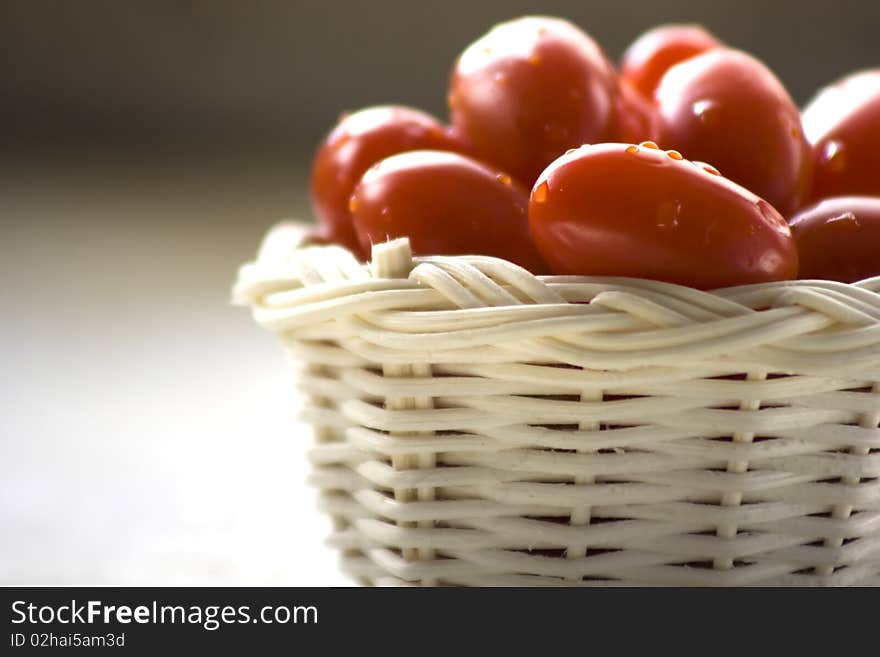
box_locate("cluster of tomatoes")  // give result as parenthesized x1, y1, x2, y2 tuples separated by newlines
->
(309, 16, 880, 289)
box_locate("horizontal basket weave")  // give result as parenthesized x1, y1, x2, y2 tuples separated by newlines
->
(234, 224, 880, 586)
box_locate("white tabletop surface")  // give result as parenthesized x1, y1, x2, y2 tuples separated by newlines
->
(1, 152, 348, 585)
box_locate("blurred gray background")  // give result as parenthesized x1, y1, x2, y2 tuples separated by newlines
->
(3, 0, 878, 160)
(1, 0, 877, 584)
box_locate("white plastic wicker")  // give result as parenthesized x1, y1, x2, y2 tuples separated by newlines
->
(234, 223, 880, 586)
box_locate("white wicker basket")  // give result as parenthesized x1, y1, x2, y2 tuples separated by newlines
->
(234, 224, 880, 586)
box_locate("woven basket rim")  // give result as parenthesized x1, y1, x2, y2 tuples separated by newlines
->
(235, 221, 880, 301)
(234, 223, 880, 375)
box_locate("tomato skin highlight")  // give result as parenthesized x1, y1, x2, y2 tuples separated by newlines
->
(449, 16, 619, 185)
(528, 143, 798, 289)
(350, 150, 546, 272)
(310, 106, 466, 258)
(788, 196, 880, 283)
(802, 70, 880, 202)
(653, 49, 811, 218)
(621, 24, 721, 99)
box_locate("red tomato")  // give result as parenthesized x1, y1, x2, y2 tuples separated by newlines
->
(788, 196, 880, 282)
(801, 70, 880, 202)
(310, 106, 465, 258)
(613, 80, 655, 143)
(653, 49, 811, 217)
(621, 24, 721, 99)
(528, 142, 798, 289)
(449, 16, 618, 185)
(350, 150, 545, 271)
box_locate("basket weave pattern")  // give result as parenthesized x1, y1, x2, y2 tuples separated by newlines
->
(235, 231, 880, 586)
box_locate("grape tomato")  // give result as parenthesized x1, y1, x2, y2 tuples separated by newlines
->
(350, 150, 545, 272)
(528, 142, 798, 289)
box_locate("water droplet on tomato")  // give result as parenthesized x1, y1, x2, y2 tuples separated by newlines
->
(529, 54, 542, 65)
(348, 196, 358, 213)
(693, 161, 720, 176)
(656, 199, 682, 230)
(625, 145, 639, 155)
(666, 150, 684, 160)
(703, 219, 718, 246)
(496, 172, 513, 186)
(755, 200, 788, 236)
(533, 181, 549, 204)
(639, 141, 659, 149)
